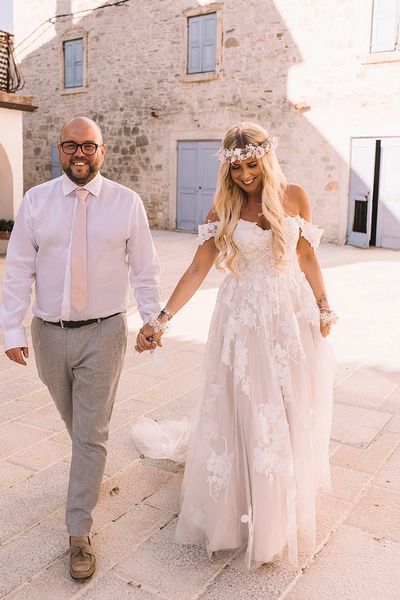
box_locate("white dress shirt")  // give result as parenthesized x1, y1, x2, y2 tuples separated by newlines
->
(0, 172, 161, 351)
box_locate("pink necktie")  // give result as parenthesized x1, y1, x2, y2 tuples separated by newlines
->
(71, 188, 89, 312)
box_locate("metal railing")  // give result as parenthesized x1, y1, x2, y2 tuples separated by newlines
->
(0, 30, 24, 93)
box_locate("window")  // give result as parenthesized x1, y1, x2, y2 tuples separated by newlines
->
(63, 38, 83, 88)
(187, 13, 217, 74)
(371, 0, 400, 53)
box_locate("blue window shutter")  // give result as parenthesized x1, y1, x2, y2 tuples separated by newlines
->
(73, 39, 83, 86)
(64, 39, 83, 88)
(51, 144, 62, 178)
(202, 13, 217, 72)
(371, 0, 400, 52)
(188, 16, 202, 74)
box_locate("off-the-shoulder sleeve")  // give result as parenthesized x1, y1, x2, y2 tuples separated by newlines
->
(197, 221, 221, 246)
(295, 215, 323, 251)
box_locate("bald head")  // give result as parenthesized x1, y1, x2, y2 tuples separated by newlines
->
(58, 116, 106, 185)
(60, 117, 103, 144)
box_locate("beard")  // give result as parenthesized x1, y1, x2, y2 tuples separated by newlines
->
(63, 161, 99, 185)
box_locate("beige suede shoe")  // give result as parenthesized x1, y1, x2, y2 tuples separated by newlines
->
(69, 536, 96, 580)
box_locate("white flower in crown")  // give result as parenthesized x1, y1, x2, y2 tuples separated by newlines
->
(216, 137, 279, 163)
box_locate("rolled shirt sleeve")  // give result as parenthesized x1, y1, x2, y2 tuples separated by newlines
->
(0, 194, 37, 351)
(127, 194, 161, 323)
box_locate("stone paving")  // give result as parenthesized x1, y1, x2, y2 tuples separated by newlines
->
(0, 231, 400, 600)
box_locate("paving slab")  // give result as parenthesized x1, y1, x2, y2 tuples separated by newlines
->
(346, 484, 400, 541)
(331, 430, 400, 473)
(6, 504, 173, 600)
(0, 420, 51, 459)
(333, 365, 397, 409)
(285, 526, 400, 600)
(0, 461, 69, 542)
(330, 403, 392, 447)
(9, 438, 71, 471)
(0, 460, 34, 491)
(116, 520, 232, 600)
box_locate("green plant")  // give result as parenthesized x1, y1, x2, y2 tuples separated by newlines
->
(0, 219, 14, 232)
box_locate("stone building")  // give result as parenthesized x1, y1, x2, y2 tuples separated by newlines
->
(12, 0, 400, 247)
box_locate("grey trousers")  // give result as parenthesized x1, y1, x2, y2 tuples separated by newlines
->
(31, 313, 127, 536)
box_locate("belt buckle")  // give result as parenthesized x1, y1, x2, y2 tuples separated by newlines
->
(60, 319, 65, 329)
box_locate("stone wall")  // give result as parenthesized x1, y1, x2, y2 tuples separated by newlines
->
(13, 0, 399, 242)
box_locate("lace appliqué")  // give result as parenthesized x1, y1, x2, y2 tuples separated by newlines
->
(206, 438, 234, 502)
(254, 404, 293, 478)
(198, 221, 221, 246)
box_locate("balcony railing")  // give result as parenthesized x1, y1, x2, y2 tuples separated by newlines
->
(0, 30, 24, 93)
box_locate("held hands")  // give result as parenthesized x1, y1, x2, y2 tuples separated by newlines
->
(135, 324, 163, 353)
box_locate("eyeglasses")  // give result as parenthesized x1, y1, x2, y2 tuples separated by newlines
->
(60, 142, 100, 156)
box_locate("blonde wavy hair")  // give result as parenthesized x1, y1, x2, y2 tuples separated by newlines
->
(212, 122, 287, 274)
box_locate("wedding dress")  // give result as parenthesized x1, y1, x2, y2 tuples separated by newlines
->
(132, 215, 333, 568)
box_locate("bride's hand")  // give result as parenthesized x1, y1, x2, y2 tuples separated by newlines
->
(320, 322, 331, 337)
(135, 325, 163, 353)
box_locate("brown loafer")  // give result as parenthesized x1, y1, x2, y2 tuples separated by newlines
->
(69, 536, 96, 580)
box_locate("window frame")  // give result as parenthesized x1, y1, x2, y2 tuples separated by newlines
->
(60, 30, 88, 94)
(361, 0, 400, 63)
(182, 4, 223, 83)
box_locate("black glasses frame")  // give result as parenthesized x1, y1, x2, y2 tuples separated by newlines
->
(60, 142, 100, 156)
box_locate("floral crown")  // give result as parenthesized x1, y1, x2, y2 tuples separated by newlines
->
(216, 137, 279, 164)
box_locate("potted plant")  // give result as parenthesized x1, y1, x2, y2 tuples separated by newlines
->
(0, 219, 14, 240)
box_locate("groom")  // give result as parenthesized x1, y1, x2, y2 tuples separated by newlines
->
(0, 117, 161, 579)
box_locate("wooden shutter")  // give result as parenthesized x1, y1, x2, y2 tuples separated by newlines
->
(64, 39, 83, 88)
(188, 16, 202, 74)
(51, 143, 62, 178)
(202, 13, 217, 72)
(371, 0, 400, 52)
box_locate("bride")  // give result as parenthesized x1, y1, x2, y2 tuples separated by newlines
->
(133, 122, 337, 569)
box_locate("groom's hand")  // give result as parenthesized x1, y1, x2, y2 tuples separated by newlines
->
(5, 346, 29, 366)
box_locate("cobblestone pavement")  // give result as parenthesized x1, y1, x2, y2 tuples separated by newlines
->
(0, 231, 399, 600)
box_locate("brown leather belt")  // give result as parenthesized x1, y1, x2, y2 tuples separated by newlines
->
(43, 312, 122, 329)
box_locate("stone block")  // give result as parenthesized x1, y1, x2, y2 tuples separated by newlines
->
(0, 514, 65, 597)
(0, 460, 34, 491)
(285, 526, 400, 600)
(346, 484, 400, 541)
(80, 576, 161, 600)
(144, 472, 183, 514)
(200, 549, 298, 600)
(374, 444, 400, 491)
(0, 421, 51, 459)
(333, 365, 397, 409)
(116, 520, 231, 600)
(8, 505, 172, 600)
(331, 431, 400, 473)
(331, 403, 392, 447)
(0, 377, 44, 405)
(328, 464, 371, 502)
(145, 368, 201, 404)
(92, 462, 172, 532)
(9, 439, 71, 471)
(17, 403, 65, 432)
(0, 461, 69, 542)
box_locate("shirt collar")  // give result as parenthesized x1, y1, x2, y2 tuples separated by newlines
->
(62, 171, 103, 198)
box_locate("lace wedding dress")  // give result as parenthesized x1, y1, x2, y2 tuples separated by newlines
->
(132, 215, 334, 568)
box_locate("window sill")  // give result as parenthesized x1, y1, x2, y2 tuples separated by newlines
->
(182, 70, 222, 83)
(361, 50, 400, 65)
(60, 86, 88, 95)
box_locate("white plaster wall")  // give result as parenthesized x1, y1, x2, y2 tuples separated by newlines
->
(0, 107, 24, 218)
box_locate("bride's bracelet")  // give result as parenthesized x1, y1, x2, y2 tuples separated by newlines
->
(148, 314, 170, 335)
(319, 307, 338, 326)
